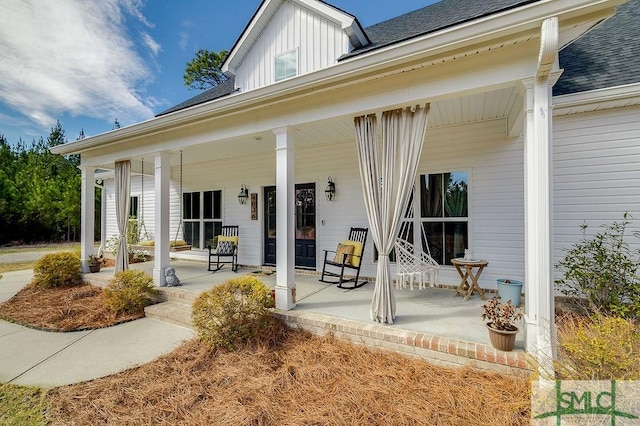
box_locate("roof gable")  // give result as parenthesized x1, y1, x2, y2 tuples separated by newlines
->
(222, 0, 368, 76)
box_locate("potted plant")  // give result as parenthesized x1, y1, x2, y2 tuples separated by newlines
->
(87, 254, 103, 273)
(481, 296, 523, 351)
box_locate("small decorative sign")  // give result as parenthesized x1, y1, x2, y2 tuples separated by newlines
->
(250, 193, 258, 220)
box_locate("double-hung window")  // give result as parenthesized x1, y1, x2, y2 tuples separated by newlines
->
(129, 196, 139, 219)
(419, 171, 469, 265)
(183, 192, 201, 249)
(183, 190, 223, 249)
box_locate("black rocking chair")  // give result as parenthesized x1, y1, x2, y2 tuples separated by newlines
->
(207, 225, 239, 272)
(320, 227, 368, 289)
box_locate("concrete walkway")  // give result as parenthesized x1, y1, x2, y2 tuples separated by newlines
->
(0, 269, 195, 388)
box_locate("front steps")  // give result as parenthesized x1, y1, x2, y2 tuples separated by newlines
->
(83, 272, 196, 329)
(145, 286, 197, 329)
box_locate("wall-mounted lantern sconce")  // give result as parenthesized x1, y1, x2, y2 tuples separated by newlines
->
(238, 184, 249, 205)
(325, 176, 336, 201)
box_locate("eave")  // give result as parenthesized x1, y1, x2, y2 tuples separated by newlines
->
(554, 82, 640, 115)
(51, 0, 623, 157)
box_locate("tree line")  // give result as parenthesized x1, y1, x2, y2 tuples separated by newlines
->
(0, 121, 81, 244)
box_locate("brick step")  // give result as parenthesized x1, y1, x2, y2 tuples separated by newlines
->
(83, 273, 112, 288)
(155, 286, 199, 304)
(145, 301, 194, 329)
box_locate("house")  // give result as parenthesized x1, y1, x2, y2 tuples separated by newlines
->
(52, 0, 639, 363)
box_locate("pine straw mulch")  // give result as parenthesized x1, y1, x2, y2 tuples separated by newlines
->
(0, 283, 143, 331)
(48, 323, 531, 425)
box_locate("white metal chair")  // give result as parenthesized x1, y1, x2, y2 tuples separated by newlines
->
(395, 238, 440, 290)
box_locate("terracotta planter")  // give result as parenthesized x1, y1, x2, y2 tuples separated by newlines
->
(486, 323, 518, 351)
(88, 263, 101, 273)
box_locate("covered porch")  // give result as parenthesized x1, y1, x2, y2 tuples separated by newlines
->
(84, 259, 528, 374)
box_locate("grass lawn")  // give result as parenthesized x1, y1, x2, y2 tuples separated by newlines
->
(0, 242, 80, 275)
(0, 383, 49, 426)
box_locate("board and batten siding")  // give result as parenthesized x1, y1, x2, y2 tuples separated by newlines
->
(553, 105, 640, 280)
(234, 0, 351, 92)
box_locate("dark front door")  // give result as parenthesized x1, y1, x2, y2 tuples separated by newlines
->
(264, 186, 277, 265)
(263, 184, 316, 268)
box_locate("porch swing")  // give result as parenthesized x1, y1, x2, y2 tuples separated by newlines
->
(131, 152, 192, 253)
(394, 194, 439, 290)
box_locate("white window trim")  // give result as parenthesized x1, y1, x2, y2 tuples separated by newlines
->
(183, 190, 224, 251)
(274, 48, 299, 82)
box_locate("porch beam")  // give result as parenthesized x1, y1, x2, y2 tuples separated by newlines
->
(273, 127, 296, 310)
(153, 151, 171, 286)
(522, 17, 560, 376)
(79, 165, 95, 273)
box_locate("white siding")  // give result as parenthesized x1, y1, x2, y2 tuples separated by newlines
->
(102, 119, 526, 289)
(234, 0, 350, 92)
(553, 106, 640, 277)
(419, 119, 525, 289)
(103, 172, 181, 248)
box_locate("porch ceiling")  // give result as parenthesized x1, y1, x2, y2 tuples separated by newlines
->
(92, 85, 522, 172)
(174, 86, 522, 167)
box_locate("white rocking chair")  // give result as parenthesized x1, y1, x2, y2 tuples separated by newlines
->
(395, 238, 440, 290)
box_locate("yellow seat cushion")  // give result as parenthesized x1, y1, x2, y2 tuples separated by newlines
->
(138, 240, 155, 247)
(333, 243, 355, 264)
(218, 235, 239, 245)
(169, 240, 187, 247)
(342, 240, 364, 267)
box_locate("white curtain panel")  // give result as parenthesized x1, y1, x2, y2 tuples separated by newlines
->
(114, 160, 131, 273)
(354, 104, 430, 324)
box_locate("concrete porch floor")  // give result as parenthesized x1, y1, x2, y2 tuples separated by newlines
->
(90, 259, 528, 372)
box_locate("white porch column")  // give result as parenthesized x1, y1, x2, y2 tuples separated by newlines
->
(98, 182, 107, 255)
(153, 151, 171, 286)
(522, 17, 560, 375)
(80, 166, 95, 273)
(273, 127, 296, 310)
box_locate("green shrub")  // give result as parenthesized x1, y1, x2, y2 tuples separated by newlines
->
(32, 252, 82, 289)
(103, 270, 157, 314)
(555, 215, 640, 319)
(557, 313, 640, 380)
(192, 276, 274, 350)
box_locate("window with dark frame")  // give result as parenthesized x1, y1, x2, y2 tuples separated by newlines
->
(420, 171, 469, 265)
(182, 191, 223, 250)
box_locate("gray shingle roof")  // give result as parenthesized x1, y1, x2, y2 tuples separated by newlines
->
(160, 0, 633, 116)
(156, 77, 238, 117)
(555, 0, 640, 96)
(341, 0, 538, 59)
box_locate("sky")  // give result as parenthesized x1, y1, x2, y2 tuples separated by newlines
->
(0, 0, 438, 145)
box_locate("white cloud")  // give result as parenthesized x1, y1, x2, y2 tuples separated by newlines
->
(142, 32, 162, 57)
(0, 0, 160, 129)
(179, 32, 189, 51)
